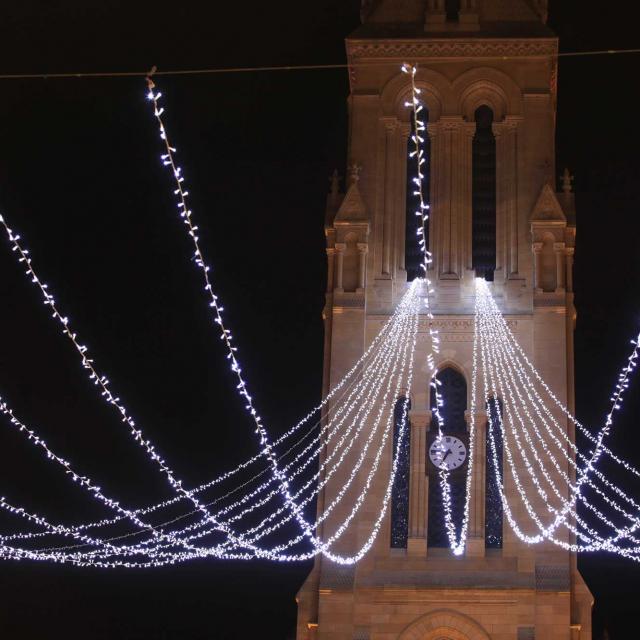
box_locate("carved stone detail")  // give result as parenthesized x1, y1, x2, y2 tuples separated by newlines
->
(347, 40, 557, 60)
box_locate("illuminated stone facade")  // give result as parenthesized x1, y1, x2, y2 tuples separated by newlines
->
(297, 1, 591, 638)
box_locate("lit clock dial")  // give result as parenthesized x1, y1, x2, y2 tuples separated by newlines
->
(429, 435, 467, 471)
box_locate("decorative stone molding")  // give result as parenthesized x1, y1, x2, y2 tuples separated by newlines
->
(416, 318, 518, 332)
(347, 39, 558, 61)
(530, 183, 566, 224)
(398, 609, 491, 640)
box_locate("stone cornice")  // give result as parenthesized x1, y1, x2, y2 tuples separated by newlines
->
(346, 38, 558, 61)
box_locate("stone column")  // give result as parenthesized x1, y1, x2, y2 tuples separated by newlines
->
(532, 242, 543, 292)
(466, 410, 488, 557)
(381, 118, 398, 277)
(397, 122, 412, 274)
(356, 243, 368, 292)
(427, 122, 442, 278)
(460, 122, 476, 275)
(334, 243, 345, 292)
(326, 248, 335, 293)
(425, 0, 446, 29)
(554, 242, 566, 292)
(459, 0, 479, 28)
(407, 410, 431, 555)
(493, 117, 521, 279)
(430, 117, 467, 280)
(565, 247, 575, 293)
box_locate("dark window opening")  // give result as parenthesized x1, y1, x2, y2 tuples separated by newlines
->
(390, 397, 411, 548)
(428, 367, 467, 548)
(405, 108, 430, 281)
(472, 105, 497, 281)
(485, 397, 504, 549)
(445, 0, 460, 21)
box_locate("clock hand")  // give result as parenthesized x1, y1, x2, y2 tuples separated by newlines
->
(440, 449, 453, 466)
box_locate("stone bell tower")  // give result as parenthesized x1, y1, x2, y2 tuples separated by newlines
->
(297, 1, 592, 638)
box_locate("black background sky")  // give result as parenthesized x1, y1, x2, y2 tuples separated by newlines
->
(0, 1, 639, 639)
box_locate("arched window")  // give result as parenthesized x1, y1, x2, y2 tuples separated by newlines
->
(472, 105, 497, 280)
(445, 0, 460, 21)
(405, 107, 430, 281)
(390, 397, 411, 548)
(485, 396, 504, 549)
(427, 367, 467, 548)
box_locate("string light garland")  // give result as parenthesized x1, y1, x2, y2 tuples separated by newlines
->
(3, 63, 640, 571)
(0, 280, 415, 566)
(402, 62, 474, 556)
(476, 278, 640, 558)
(0, 69, 423, 565)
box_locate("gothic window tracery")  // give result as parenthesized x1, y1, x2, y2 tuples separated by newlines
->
(472, 105, 497, 280)
(390, 396, 411, 548)
(405, 107, 430, 281)
(428, 367, 467, 548)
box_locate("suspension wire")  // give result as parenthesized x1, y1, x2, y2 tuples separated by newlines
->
(0, 47, 639, 81)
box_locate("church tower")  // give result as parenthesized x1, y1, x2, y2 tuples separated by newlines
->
(297, 1, 592, 638)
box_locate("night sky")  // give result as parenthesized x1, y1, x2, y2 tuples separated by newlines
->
(0, 1, 639, 638)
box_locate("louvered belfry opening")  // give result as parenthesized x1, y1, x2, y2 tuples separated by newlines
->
(405, 108, 430, 281)
(485, 397, 504, 549)
(472, 105, 497, 280)
(427, 368, 467, 548)
(390, 397, 411, 548)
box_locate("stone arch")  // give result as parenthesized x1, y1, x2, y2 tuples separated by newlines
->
(380, 67, 452, 121)
(432, 358, 469, 384)
(432, 358, 472, 409)
(454, 67, 523, 120)
(398, 609, 491, 640)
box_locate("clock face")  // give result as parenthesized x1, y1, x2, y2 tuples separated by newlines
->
(429, 435, 467, 471)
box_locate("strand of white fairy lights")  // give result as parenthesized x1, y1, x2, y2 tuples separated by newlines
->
(0, 276, 409, 547)
(483, 316, 640, 558)
(0, 64, 420, 559)
(478, 295, 622, 551)
(0, 66, 424, 564)
(487, 317, 640, 555)
(0, 268, 420, 564)
(477, 280, 640, 555)
(58, 292, 416, 565)
(481, 278, 640, 479)
(0, 396, 210, 555)
(145, 75, 424, 564)
(2, 66, 422, 567)
(402, 62, 473, 555)
(61, 282, 421, 568)
(1, 280, 420, 566)
(0, 72, 421, 563)
(146, 77, 326, 553)
(476, 279, 640, 557)
(478, 279, 640, 494)
(0, 213, 266, 561)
